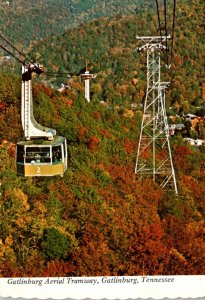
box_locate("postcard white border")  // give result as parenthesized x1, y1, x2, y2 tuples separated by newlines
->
(0, 276, 204, 299)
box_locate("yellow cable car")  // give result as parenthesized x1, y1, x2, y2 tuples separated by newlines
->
(16, 136, 67, 177)
(16, 64, 68, 177)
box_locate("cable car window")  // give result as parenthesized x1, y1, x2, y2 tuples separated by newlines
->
(52, 146, 62, 163)
(25, 147, 51, 163)
(17, 145, 24, 163)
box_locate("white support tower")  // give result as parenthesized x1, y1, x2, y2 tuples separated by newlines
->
(135, 36, 178, 194)
(21, 64, 56, 140)
(81, 60, 96, 102)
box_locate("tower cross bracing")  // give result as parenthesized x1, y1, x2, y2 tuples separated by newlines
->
(135, 36, 178, 194)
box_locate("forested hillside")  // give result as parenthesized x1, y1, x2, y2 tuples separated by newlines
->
(0, 73, 204, 276)
(0, 0, 204, 276)
(27, 0, 205, 115)
(1, 0, 159, 47)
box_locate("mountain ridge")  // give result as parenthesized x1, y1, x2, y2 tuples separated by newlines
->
(27, 1, 204, 115)
(0, 0, 158, 47)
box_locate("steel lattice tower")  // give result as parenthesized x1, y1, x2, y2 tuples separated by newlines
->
(135, 36, 178, 194)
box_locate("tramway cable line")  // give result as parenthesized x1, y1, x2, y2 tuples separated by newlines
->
(0, 33, 72, 80)
(155, 0, 163, 41)
(163, 0, 170, 67)
(170, 0, 176, 61)
(154, 0, 177, 68)
(0, 32, 34, 65)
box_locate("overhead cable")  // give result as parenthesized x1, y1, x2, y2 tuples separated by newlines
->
(170, 0, 176, 60)
(0, 33, 33, 65)
(155, 0, 163, 40)
(0, 43, 27, 65)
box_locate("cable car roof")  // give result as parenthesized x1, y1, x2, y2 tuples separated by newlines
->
(17, 136, 66, 146)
